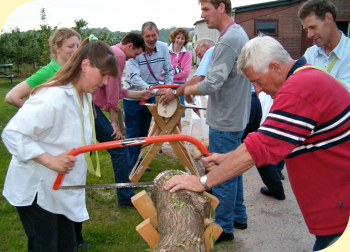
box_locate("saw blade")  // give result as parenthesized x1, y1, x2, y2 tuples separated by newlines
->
(59, 182, 154, 190)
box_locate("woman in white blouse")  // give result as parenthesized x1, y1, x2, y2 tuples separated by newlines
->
(1, 35, 118, 252)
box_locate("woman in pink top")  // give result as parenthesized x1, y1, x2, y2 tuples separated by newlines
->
(168, 27, 192, 132)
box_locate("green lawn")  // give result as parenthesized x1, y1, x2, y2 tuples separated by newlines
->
(0, 79, 233, 252)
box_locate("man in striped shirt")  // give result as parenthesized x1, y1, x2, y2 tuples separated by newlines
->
(164, 36, 350, 251)
(123, 21, 174, 171)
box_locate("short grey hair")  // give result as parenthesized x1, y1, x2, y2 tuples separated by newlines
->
(237, 36, 291, 74)
(195, 38, 215, 48)
(141, 21, 158, 34)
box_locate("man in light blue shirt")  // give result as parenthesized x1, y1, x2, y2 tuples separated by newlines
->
(194, 38, 215, 77)
(299, 0, 350, 90)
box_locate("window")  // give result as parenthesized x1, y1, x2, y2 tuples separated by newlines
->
(255, 20, 278, 36)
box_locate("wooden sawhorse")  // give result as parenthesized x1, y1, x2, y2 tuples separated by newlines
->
(129, 103, 200, 182)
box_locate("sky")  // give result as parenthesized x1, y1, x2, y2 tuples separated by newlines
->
(1, 0, 275, 33)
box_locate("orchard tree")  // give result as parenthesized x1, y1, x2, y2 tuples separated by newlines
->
(37, 24, 55, 66)
(0, 32, 15, 63)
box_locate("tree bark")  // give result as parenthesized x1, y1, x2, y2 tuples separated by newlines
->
(151, 170, 212, 252)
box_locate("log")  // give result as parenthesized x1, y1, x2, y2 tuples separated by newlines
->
(151, 170, 212, 252)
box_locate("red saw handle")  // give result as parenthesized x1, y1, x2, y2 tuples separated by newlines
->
(139, 84, 180, 105)
(53, 134, 210, 190)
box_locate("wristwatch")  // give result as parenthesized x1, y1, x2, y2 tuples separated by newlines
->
(200, 175, 210, 191)
(173, 89, 177, 97)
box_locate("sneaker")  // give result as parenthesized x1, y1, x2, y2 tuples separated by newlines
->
(277, 171, 285, 180)
(260, 186, 286, 200)
(215, 232, 234, 243)
(234, 221, 247, 230)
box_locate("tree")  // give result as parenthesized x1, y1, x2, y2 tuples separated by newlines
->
(40, 8, 46, 24)
(22, 30, 41, 75)
(73, 19, 89, 39)
(37, 24, 55, 66)
(0, 32, 15, 63)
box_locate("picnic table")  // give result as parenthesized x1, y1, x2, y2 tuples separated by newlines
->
(0, 63, 14, 84)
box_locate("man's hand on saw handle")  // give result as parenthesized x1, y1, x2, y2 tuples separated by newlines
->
(158, 88, 176, 105)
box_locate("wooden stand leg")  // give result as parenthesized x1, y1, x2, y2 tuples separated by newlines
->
(203, 192, 220, 211)
(131, 190, 158, 226)
(136, 218, 159, 249)
(204, 223, 223, 252)
(129, 104, 200, 182)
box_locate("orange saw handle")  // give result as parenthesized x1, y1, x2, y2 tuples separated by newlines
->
(53, 134, 210, 190)
(139, 84, 180, 105)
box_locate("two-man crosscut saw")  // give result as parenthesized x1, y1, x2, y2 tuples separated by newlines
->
(53, 134, 210, 190)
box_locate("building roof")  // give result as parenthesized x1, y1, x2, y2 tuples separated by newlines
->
(233, 0, 302, 13)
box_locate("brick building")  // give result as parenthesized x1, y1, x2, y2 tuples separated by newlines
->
(193, 0, 349, 62)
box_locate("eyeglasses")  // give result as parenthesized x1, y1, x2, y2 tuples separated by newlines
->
(195, 44, 204, 58)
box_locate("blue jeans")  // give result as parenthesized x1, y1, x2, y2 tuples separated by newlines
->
(16, 195, 77, 252)
(209, 128, 247, 234)
(94, 106, 135, 205)
(123, 97, 155, 172)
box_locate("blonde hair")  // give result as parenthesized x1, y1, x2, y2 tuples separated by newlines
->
(33, 38, 118, 94)
(49, 27, 81, 59)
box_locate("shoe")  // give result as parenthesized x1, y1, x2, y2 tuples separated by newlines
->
(145, 167, 151, 172)
(156, 149, 164, 156)
(260, 186, 286, 200)
(215, 232, 234, 243)
(277, 171, 285, 180)
(119, 203, 135, 209)
(234, 221, 247, 230)
(78, 242, 93, 248)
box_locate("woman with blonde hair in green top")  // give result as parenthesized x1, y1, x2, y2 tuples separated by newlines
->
(5, 27, 81, 108)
